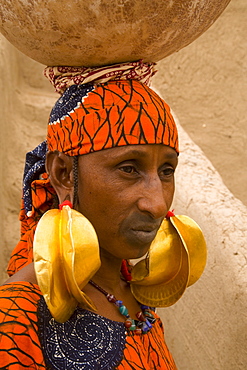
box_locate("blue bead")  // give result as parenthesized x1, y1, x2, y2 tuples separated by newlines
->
(140, 304, 150, 310)
(142, 323, 150, 332)
(145, 319, 153, 329)
(115, 300, 123, 307)
(119, 305, 129, 316)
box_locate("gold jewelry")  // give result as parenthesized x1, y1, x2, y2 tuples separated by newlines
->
(130, 213, 207, 307)
(33, 203, 100, 323)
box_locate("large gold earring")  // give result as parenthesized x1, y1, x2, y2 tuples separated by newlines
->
(130, 212, 207, 307)
(33, 201, 100, 323)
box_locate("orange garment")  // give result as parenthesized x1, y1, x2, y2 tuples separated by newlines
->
(0, 283, 45, 369)
(7, 177, 56, 277)
(0, 282, 177, 370)
(118, 320, 177, 370)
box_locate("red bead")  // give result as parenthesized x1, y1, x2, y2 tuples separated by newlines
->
(106, 294, 117, 303)
(134, 328, 142, 335)
(136, 311, 145, 322)
(124, 319, 133, 328)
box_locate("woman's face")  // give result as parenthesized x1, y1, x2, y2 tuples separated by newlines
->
(76, 144, 178, 260)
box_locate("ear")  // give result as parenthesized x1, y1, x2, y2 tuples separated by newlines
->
(46, 151, 74, 205)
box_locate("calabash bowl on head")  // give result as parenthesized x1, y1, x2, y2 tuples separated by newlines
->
(0, 0, 231, 67)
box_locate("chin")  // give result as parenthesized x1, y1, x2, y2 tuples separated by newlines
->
(99, 239, 151, 261)
(126, 245, 150, 261)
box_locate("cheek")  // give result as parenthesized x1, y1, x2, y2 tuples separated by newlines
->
(164, 182, 175, 208)
(77, 187, 101, 218)
(77, 182, 120, 228)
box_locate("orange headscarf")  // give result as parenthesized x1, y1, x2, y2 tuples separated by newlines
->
(47, 80, 178, 156)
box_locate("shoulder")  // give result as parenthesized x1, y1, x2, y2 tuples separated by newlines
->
(0, 281, 42, 330)
(0, 281, 41, 305)
(0, 281, 42, 329)
(0, 282, 45, 369)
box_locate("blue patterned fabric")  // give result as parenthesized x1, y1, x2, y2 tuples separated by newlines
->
(23, 140, 47, 214)
(38, 297, 126, 370)
(49, 84, 94, 125)
(22, 84, 94, 215)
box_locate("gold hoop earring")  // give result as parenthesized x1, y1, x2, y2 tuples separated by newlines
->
(33, 201, 100, 322)
(130, 212, 207, 307)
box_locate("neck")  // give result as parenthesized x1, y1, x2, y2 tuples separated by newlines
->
(90, 248, 124, 293)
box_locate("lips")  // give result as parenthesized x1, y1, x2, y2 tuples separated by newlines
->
(125, 223, 160, 245)
(130, 229, 158, 244)
(133, 224, 157, 232)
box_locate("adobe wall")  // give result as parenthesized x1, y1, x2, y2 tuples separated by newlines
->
(158, 121, 247, 370)
(153, 0, 247, 206)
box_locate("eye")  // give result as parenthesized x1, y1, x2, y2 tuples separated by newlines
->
(119, 165, 137, 174)
(159, 166, 175, 179)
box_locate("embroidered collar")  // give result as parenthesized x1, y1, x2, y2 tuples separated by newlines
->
(38, 297, 126, 370)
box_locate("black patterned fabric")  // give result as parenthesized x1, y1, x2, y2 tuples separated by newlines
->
(23, 140, 47, 214)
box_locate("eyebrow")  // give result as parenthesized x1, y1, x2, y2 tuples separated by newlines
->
(122, 149, 149, 158)
(109, 148, 178, 160)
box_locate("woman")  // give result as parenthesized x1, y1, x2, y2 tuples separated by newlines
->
(0, 62, 204, 369)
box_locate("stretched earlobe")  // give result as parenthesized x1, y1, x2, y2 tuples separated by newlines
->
(46, 151, 74, 204)
(33, 203, 100, 322)
(130, 213, 207, 307)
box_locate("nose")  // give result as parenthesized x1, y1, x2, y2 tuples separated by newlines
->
(137, 176, 170, 220)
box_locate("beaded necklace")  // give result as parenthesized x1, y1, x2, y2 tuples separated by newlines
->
(89, 280, 156, 335)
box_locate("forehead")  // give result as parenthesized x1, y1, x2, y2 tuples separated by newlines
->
(78, 144, 178, 167)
